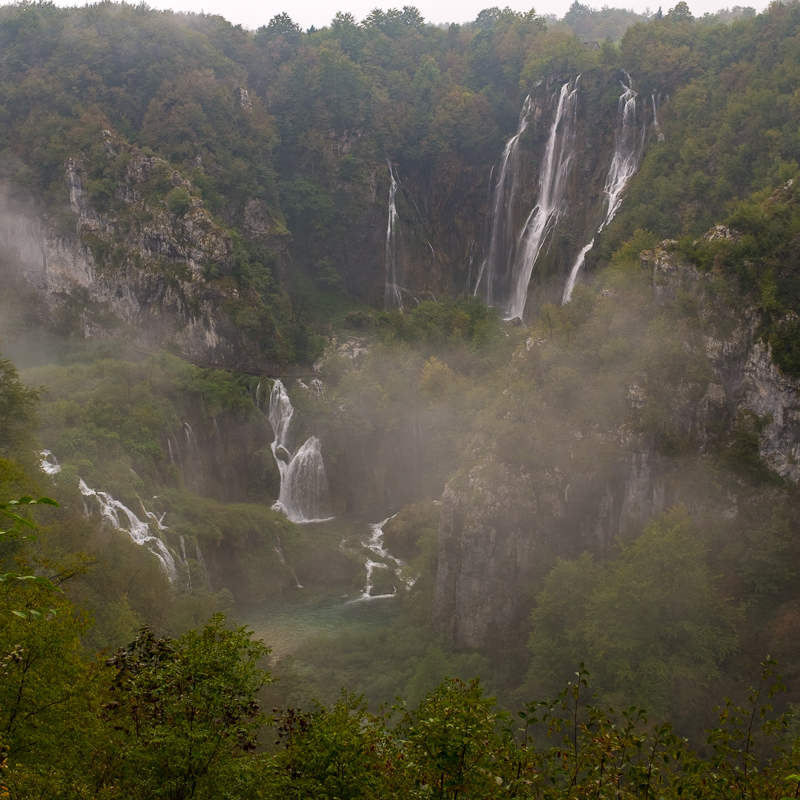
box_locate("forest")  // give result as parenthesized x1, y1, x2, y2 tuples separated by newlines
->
(1, 0, 800, 796)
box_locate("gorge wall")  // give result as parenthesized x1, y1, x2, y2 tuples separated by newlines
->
(431, 236, 800, 649)
(320, 70, 660, 319)
(0, 131, 287, 374)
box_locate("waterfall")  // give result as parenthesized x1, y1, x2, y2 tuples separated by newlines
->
(268, 380, 332, 524)
(79, 479, 178, 582)
(475, 94, 533, 305)
(39, 450, 61, 475)
(274, 534, 304, 588)
(180, 535, 191, 589)
(563, 72, 645, 303)
(182, 422, 203, 489)
(354, 514, 417, 600)
(195, 544, 211, 589)
(652, 92, 665, 141)
(385, 160, 404, 310)
(506, 77, 581, 321)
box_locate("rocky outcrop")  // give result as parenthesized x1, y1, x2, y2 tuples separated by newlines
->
(0, 132, 284, 373)
(432, 437, 672, 649)
(647, 239, 800, 482)
(432, 234, 800, 651)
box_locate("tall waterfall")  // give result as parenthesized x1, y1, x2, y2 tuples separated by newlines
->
(268, 380, 332, 524)
(474, 95, 533, 306)
(508, 77, 581, 320)
(563, 72, 645, 303)
(79, 479, 178, 582)
(479, 78, 581, 320)
(385, 161, 404, 310)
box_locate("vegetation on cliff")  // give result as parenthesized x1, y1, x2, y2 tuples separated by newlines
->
(2, 0, 800, 796)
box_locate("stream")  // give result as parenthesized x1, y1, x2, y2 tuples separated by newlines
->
(237, 513, 407, 659)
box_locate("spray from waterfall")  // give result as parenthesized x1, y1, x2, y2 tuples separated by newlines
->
(385, 160, 404, 310)
(268, 380, 332, 524)
(563, 72, 646, 304)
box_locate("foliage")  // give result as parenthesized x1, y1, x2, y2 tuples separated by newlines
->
(270, 692, 387, 799)
(0, 583, 101, 795)
(0, 356, 39, 479)
(0, 496, 59, 607)
(526, 508, 739, 720)
(99, 616, 271, 799)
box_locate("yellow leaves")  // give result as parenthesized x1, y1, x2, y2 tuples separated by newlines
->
(418, 356, 458, 402)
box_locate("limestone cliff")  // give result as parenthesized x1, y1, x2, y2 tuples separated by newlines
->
(432, 234, 800, 650)
(647, 236, 800, 482)
(0, 131, 288, 373)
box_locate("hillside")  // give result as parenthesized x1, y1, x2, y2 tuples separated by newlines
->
(1, 1, 800, 796)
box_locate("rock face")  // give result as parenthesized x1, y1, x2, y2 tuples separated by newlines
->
(648, 240, 800, 482)
(0, 132, 284, 373)
(432, 440, 672, 649)
(432, 236, 800, 650)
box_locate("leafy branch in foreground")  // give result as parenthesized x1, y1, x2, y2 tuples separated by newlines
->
(0, 496, 61, 617)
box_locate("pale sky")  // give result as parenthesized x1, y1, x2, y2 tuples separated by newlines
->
(39, 0, 773, 32)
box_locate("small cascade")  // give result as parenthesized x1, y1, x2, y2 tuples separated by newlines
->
(180, 535, 192, 589)
(385, 160, 404, 309)
(507, 76, 581, 320)
(79, 479, 178, 582)
(475, 94, 533, 305)
(168, 433, 184, 479)
(182, 422, 203, 489)
(274, 534, 303, 588)
(355, 514, 416, 600)
(563, 72, 646, 303)
(39, 450, 61, 475)
(652, 92, 665, 141)
(268, 380, 332, 524)
(141, 501, 167, 531)
(296, 377, 324, 397)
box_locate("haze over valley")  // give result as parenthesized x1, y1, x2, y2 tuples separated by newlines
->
(1, 0, 800, 795)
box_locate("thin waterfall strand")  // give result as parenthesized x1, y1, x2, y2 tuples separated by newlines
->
(385, 161, 404, 309)
(563, 72, 645, 303)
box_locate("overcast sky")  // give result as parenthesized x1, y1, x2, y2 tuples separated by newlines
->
(40, 0, 772, 32)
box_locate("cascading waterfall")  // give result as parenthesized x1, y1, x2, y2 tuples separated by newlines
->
(40, 450, 61, 475)
(385, 160, 404, 310)
(355, 514, 416, 600)
(78, 478, 178, 582)
(506, 77, 581, 321)
(562, 72, 645, 304)
(475, 94, 533, 305)
(268, 380, 332, 524)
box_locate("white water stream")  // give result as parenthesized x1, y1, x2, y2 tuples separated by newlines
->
(563, 72, 645, 303)
(78, 478, 179, 582)
(475, 94, 534, 306)
(268, 380, 332, 524)
(507, 76, 581, 320)
(385, 160, 404, 309)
